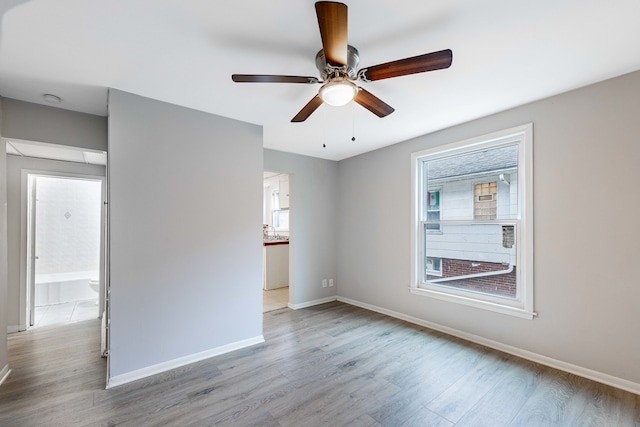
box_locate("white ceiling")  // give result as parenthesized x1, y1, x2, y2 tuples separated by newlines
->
(1, 0, 639, 161)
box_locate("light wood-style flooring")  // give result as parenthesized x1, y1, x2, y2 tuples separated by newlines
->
(1, 301, 638, 426)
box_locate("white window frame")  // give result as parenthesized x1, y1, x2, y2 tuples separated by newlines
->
(410, 124, 535, 319)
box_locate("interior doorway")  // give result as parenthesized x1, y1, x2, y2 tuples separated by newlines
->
(25, 173, 105, 329)
(263, 171, 292, 312)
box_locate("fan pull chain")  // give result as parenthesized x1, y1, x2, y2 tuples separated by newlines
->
(322, 106, 327, 148)
(351, 103, 356, 142)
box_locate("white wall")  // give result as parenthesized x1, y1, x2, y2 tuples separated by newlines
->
(2, 98, 107, 152)
(108, 90, 263, 381)
(5, 156, 105, 330)
(264, 150, 338, 306)
(337, 70, 640, 388)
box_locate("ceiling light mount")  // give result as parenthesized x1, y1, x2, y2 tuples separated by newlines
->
(315, 45, 360, 81)
(43, 94, 62, 104)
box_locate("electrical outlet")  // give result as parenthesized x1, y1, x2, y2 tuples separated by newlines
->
(322, 279, 327, 288)
(329, 279, 334, 287)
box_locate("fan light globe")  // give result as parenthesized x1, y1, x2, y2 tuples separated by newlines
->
(319, 80, 357, 106)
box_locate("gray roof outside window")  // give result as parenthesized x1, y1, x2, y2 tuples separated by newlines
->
(427, 144, 518, 180)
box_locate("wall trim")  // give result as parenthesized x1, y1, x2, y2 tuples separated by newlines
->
(106, 335, 265, 389)
(7, 324, 26, 334)
(289, 296, 337, 310)
(0, 364, 11, 387)
(337, 296, 640, 396)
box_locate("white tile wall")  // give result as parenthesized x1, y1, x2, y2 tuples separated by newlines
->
(34, 177, 102, 276)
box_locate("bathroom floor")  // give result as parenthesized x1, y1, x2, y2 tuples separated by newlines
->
(263, 286, 288, 312)
(33, 299, 99, 328)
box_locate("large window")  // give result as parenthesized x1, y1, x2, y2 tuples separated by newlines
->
(411, 124, 534, 319)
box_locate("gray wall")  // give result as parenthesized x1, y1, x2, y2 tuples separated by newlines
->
(5, 156, 105, 329)
(0, 99, 8, 377)
(108, 90, 263, 379)
(2, 98, 107, 151)
(264, 150, 338, 305)
(337, 70, 640, 385)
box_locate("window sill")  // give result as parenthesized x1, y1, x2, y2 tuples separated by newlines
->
(409, 287, 536, 320)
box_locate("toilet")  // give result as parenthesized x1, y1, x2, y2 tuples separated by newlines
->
(89, 279, 100, 305)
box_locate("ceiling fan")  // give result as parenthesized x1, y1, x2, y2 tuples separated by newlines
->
(232, 1, 452, 123)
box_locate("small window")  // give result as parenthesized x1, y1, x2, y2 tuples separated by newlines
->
(411, 124, 535, 319)
(273, 209, 289, 231)
(474, 182, 497, 220)
(426, 257, 442, 277)
(426, 189, 441, 232)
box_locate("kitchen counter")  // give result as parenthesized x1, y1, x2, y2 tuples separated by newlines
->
(263, 240, 289, 246)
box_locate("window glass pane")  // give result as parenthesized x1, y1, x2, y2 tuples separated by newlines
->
(273, 209, 289, 231)
(426, 145, 519, 221)
(426, 145, 518, 182)
(426, 211, 440, 231)
(424, 223, 517, 298)
(425, 256, 442, 277)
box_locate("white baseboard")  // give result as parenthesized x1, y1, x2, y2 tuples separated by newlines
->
(337, 296, 640, 396)
(288, 296, 337, 310)
(7, 324, 26, 334)
(106, 335, 265, 389)
(0, 364, 11, 387)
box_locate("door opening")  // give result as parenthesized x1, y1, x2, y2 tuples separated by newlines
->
(263, 171, 292, 312)
(25, 174, 105, 330)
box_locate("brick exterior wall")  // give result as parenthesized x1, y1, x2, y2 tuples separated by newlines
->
(427, 259, 516, 297)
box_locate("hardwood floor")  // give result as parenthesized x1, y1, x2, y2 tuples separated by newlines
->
(1, 301, 638, 426)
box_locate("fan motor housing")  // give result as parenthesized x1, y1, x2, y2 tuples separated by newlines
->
(316, 45, 360, 80)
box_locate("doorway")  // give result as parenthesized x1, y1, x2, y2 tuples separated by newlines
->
(263, 171, 292, 312)
(25, 173, 105, 329)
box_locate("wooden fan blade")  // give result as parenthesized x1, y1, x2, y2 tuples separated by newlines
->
(291, 95, 324, 122)
(315, 1, 348, 66)
(232, 74, 320, 84)
(359, 49, 453, 82)
(353, 87, 395, 118)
